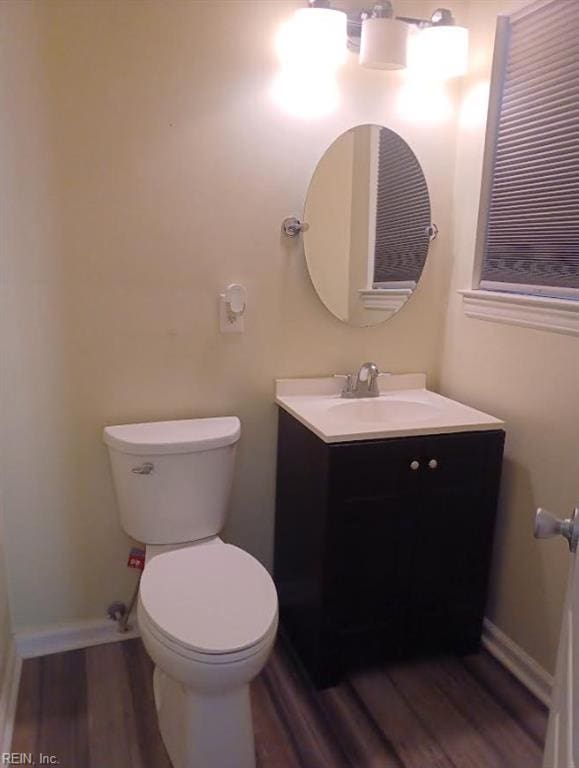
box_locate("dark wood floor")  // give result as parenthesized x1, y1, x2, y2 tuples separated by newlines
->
(12, 638, 547, 768)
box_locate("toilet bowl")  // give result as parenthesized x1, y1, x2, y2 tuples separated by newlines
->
(138, 538, 278, 768)
(103, 417, 279, 768)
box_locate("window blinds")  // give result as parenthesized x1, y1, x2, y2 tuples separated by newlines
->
(479, 0, 579, 297)
(373, 128, 431, 286)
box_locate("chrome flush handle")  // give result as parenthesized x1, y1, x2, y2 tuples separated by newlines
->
(131, 462, 154, 475)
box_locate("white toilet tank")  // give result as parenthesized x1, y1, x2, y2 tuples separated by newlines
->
(103, 417, 241, 545)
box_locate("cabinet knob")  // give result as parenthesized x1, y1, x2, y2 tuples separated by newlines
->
(410, 460, 420, 471)
(428, 459, 438, 470)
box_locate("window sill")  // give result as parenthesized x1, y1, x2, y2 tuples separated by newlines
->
(358, 288, 412, 312)
(459, 289, 579, 337)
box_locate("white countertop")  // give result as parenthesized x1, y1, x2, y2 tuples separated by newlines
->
(275, 374, 504, 443)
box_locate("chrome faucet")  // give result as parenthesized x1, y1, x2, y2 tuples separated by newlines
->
(340, 362, 381, 398)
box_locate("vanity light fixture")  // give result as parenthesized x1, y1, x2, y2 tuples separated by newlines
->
(277, 1, 347, 75)
(292, 1, 468, 78)
(273, 1, 347, 118)
(358, 3, 468, 76)
(406, 8, 469, 79)
(359, 2, 409, 70)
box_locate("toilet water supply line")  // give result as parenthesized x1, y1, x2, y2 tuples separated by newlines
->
(118, 571, 142, 633)
(108, 546, 145, 633)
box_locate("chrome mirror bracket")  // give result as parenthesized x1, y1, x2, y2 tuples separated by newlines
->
(282, 216, 310, 238)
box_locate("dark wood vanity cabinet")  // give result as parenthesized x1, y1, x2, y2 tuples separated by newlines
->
(274, 408, 505, 688)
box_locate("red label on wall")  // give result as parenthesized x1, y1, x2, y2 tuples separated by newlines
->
(128, 547, 145, 570)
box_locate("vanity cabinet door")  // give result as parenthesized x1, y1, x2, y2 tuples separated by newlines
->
(329, 494, 416, 625)
(327, 492, 416, 666)
(406, 485, 490, 653)
(406, 431, 504, 653)
(327, 436, 424, 631)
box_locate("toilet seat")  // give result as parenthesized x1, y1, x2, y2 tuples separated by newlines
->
(138, 602, 278, 666)
(139, 541, 278, 660)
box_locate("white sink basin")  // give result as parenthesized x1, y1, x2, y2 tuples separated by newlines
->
(328, 398, 441, 426)
(275, 374, 504, 443)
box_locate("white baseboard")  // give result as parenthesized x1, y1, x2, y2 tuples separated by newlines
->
(15, 617, 140, 659)
(482, 617, 553, 707)
(0, 618, 139, 751)
(0, 637, 22, 753)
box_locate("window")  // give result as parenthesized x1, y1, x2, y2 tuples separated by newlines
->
(373, 127, 430, 289)
(474, 0, 579, 303)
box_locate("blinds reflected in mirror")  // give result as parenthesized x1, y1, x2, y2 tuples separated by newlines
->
(479, 0, 579, 297)
(373, 128, 431, 286)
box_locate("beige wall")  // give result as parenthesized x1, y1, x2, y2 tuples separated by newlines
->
(439, 0, 579, 674)
(0, 509, 12, 681)
(0, 0, 458, 630)
(348, 124, 372, 323)
(304, 128, 353, 321)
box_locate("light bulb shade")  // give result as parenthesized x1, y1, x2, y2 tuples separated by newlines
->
(360, 17, 408, 70)
(407, 24, 469, 79)
(276, 7, 347, 74)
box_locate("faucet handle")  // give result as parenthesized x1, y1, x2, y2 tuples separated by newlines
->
(335, 373, 355, 398)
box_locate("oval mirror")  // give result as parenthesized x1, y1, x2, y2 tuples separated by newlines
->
(303, 125, 434, 326)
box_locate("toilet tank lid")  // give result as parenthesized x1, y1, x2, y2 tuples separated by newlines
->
(103, 417, 241, 455)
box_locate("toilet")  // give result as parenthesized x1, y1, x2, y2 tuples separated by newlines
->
(103, 417, 278, 768)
